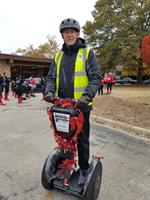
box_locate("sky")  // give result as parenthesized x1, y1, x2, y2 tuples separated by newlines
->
(0, 0, 96, 54)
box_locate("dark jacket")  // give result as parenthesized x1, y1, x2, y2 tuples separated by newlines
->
(0, 76, 3, 95)
(4, 76, 10, 88)
(0, 76, 3, 86)
(46, 38, 100, 107)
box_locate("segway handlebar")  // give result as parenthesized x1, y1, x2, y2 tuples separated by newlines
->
(52, 97, 78, 107)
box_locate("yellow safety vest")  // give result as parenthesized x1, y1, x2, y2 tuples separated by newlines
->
(54, 47, 92, 104)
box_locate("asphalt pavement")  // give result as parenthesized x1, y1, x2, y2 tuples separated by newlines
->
(0, 93, 150, 200)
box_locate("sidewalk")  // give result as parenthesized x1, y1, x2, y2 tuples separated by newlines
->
(91, 114, 150, 141)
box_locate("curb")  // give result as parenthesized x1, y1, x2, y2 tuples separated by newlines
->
(91, 114, 150, 141)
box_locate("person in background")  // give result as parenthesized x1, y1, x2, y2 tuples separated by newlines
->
(11, 80, 16, 96)
(44, 18, 100, 185)
(98, 75, 105, 96)
(105, 72, 115, 95)
(40, 76, 46, 101)
(16, 77, 25, 104)
(3, 73, 10, 100)
(0, 74, 5, 105)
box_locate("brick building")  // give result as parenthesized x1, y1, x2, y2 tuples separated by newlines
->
(0, 53, 51, 79)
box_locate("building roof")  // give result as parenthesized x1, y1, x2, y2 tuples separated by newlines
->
(0, 53, 51, 67)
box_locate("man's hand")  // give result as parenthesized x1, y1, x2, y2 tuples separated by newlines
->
(76, 95, 91, 109)
(44, 92, 54, 103)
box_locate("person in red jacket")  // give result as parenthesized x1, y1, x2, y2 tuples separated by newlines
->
(105, 72, 114, 95)
(28, 76, 36, 97)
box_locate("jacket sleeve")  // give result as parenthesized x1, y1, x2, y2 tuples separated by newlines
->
(45, 60, 57, 94)
(83, 49, 100, 99)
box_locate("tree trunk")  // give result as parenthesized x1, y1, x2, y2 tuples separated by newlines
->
(137, 58, 143, 83)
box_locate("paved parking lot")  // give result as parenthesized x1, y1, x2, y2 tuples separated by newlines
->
(0, 94, 150, 200)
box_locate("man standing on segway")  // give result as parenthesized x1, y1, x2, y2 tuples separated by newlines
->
(44, 18, 100, 186)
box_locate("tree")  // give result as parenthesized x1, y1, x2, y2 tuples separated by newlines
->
(140, 34, 150, 65)
(15, 35, 59, 59)
(83, 0, 150, 82)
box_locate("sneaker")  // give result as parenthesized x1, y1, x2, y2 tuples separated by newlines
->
(78, 169, 87, 186)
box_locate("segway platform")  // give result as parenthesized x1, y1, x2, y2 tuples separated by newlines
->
(42, 156, 102, 200)
(52, 169, 83, 197)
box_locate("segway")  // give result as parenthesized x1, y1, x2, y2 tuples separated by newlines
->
(41, 98, 103, 200)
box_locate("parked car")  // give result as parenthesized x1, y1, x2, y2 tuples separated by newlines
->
(116, 77, 137, 84)
(143, 79, 150, 84)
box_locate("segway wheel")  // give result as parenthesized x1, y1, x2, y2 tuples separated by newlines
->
(83, 160, 102, 200)
(41, 149, 63, 190)
(41, 158, 53, 190)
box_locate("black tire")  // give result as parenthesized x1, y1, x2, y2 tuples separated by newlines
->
(83, 161, 102, 200)
(41, 149, 63, 190)
(41, 158, 53, 190)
